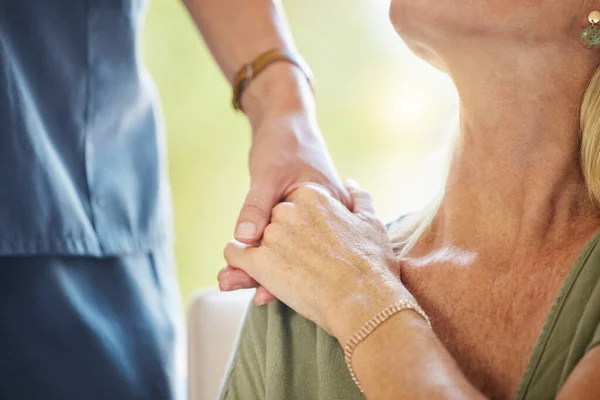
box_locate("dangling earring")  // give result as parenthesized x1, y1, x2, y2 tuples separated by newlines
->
(581, 11, 600, 48)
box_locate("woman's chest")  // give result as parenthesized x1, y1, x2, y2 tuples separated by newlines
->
(401, 261, 569, 399)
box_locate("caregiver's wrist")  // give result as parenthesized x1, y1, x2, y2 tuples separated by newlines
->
(242, 64, 316, 131)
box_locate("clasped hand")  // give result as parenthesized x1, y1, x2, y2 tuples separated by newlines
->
(219, 181, 411, 343)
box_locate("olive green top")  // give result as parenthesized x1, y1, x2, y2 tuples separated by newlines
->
(219, 230, 600, 400)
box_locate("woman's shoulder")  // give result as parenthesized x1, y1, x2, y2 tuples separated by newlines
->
(219, 300, 362, 400)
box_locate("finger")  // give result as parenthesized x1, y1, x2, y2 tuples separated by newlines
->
(344, 179, 376, 217)
(218, 266, 277, 304)
(216, 265, 237, 280)
(235, 185, 280, 244)
(283, 178, 353, 211)
(223, 240, 257, 272)
(285, 183, 332, 204)
(218, 266, 259, 291)
(253, 286, 276, 306)
(270, 202, 295, 223)
(336, 185, 353, 211)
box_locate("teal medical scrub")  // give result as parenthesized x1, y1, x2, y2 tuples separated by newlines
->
(0, 0, 185, 398)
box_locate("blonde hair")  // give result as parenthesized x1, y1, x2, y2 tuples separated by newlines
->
(580, 67, 600, 204)
(391, 69, 600, 258)
(388, 138, 453, 259)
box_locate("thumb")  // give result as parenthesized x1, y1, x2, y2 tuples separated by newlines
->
(344, 179, 376, 218)
(235, 185, 280, 244)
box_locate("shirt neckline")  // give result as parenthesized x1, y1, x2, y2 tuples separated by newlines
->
(513, 228, 600, 399)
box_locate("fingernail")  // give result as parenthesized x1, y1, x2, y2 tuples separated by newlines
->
(256, 298, 269, 306)
(345, 178, 359, 188)
(222, 283, 242, 291)
(236, 222, 257, 240)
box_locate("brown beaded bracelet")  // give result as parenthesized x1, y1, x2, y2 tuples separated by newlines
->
(231, 48, 315, 112)
(343, 299, 432, 393)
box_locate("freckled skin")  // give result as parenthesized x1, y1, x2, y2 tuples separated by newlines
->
(225, 183, 410, 339)
(385, 0, 600, 397)
(400, 250, 580, 398)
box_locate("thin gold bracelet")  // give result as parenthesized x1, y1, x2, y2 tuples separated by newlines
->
(343, 299, 432, 393)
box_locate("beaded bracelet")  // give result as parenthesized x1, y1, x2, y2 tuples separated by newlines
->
(343, 299, 432, 393)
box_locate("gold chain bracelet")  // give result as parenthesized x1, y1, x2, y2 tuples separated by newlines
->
(343, 299, 432, 393)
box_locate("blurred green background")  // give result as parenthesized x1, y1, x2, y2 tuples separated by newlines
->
(142, 0, 457, 305)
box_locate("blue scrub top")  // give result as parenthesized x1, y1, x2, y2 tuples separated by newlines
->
(0, 0, 173, 256)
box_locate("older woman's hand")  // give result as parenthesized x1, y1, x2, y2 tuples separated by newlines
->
(222, 180, 415, 342)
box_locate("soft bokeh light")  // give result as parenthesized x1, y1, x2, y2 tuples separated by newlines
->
(142, 0, 458, 304)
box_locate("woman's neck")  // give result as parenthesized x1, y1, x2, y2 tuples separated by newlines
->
(424, 43, 600, 260)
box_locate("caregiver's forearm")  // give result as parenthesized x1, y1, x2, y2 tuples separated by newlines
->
(350, 312, 486, 399)
(182, 0, 312, 122)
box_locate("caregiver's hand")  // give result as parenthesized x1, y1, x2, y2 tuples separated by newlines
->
(223, 180, 414, 343)
(221, 81, 351, 305)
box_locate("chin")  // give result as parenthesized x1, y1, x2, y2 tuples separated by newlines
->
(406, 42, 447, 72)
(389, 0, 447, 38)
(389, 0, 448, 71)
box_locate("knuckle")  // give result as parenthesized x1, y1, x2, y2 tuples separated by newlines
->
(223, 241, 235, 262)
(272, 202, 296, 220)
(357, 212, 377, 225)
(262, 223, 283, 243)
(372, 218, 386, 233)
(297, 185, 325, 202)
(295, 186, 313, 200)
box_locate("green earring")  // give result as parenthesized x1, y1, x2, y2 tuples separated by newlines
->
(581, 11, 600, 48)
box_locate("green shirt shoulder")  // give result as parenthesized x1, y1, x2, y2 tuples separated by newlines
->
(219, 300, 362, 400)
(221, 230, 600, 400)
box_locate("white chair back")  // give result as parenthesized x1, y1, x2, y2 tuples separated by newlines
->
(187, 288, 254, 400)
